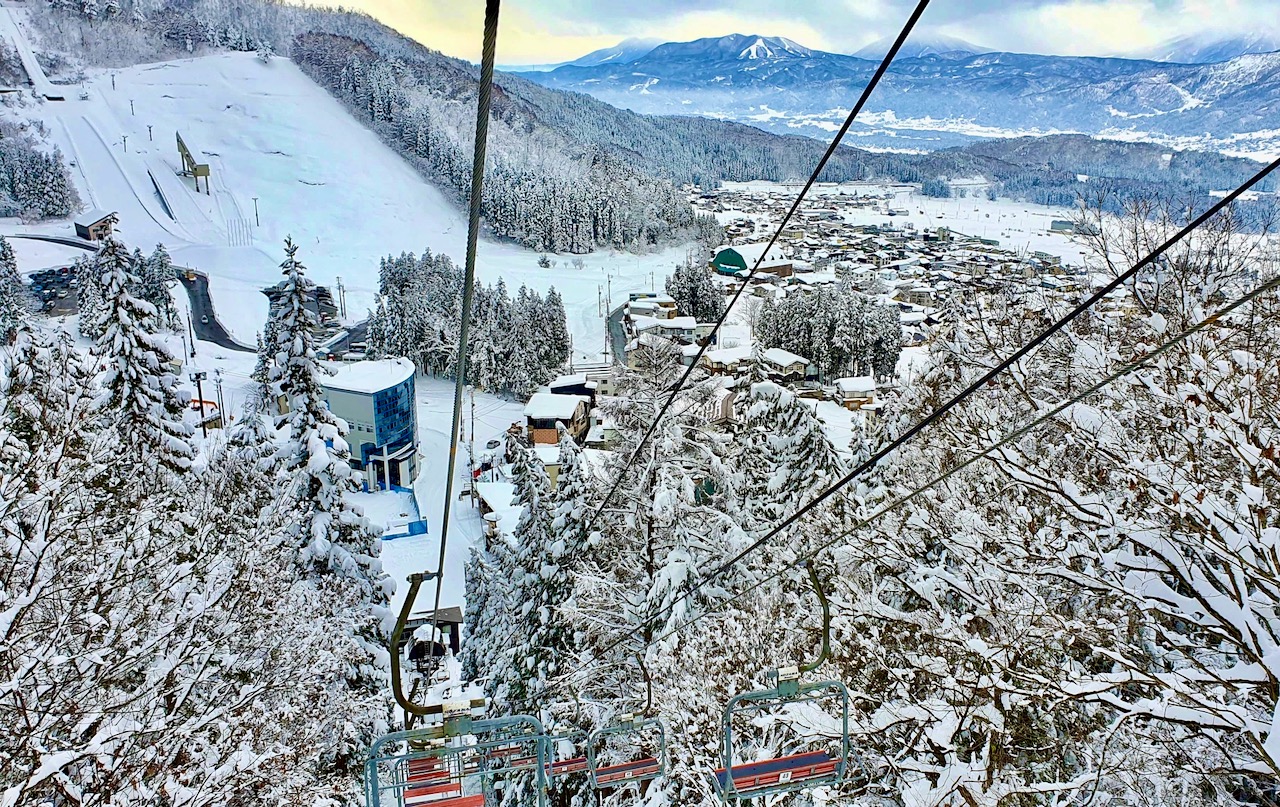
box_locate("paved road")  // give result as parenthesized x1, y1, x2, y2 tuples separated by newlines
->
(607, 305, 626, 364)
(177, 268, 254, 352)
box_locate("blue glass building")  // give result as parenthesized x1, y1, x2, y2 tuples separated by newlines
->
(321, 358, 419, 490)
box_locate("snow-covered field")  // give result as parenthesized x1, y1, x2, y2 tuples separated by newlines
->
(4, 41, 691, 362)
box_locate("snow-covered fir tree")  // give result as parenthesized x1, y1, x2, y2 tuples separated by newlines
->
(0, 235, 28, 342)
(90, 236, 193, 475)
(266, 236, 395, 788)
(665, 252, 725, 323)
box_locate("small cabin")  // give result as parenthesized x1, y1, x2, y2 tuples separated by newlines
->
(75, 209, 117, 241)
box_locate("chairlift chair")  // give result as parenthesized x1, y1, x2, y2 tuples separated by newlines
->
(587, 714, 667, 789)
(365, 705, 550, 807)
(710, 666, 851, 802)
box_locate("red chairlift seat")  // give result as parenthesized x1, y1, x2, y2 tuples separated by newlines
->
(712, 751, 838, 797)
(548, 756, 589, 777)
(593, 756, 662, 786)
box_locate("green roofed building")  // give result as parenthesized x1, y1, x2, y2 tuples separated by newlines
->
(710, 243, 792, 277)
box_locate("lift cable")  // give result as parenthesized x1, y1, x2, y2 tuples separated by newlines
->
(577, 0, 934, 543)
(390, 0, 501, 717)
(617, 267, 1280, 700)
(547, 155, 1280, 697)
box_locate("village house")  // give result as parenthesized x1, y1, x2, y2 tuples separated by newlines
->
(834, 376, 876, 410)
(760, 347, 810, 383)
(523, 393, 590, 445)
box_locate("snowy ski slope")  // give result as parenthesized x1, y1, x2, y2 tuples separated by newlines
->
(24, 49, 688, 356)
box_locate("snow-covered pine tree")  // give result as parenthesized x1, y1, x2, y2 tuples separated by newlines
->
(544, 286, 571, 369)
(665, 253, 725, 322)
(139, 243, 179, 330)
(74, 254, 106, 339)
(0, 235, 28, 342)
(736, 381, 846, 532)
(266, 236, 394, 788)
(90, 237, 193, 475)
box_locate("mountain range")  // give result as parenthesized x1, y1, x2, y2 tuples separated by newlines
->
(514, 34, 1280, 156)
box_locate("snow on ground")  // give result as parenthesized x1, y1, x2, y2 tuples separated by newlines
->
(3, 43, 692, 362)
(719, 180, 1090, 264)
(7, 238, 87, 273)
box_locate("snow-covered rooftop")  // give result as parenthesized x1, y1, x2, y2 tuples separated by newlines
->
(705, 346, 752, 365)
(523, 392, 588, 421)
(533, 444, 561, 467)
(75, 208, 116, 226)
(836, 376, 876, 394)
(715, 242, 786, 265)
(762, 347, 809, 367)
(322, 357, 415, 394)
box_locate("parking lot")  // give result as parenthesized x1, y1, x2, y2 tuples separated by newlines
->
(27, 266, 78, 316)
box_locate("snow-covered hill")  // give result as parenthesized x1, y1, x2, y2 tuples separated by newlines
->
(14, 49, 684, 357)
(853, 33, 988, 60)
(1147, 32, 1280, 64)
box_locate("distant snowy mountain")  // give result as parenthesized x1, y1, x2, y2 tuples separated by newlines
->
(643, 34, 814, 62)
(517, 36, 1280, 157)
(853, 33, 988, 60)
(1146, 32, 1280, 64)
(565, 37, 662, 67)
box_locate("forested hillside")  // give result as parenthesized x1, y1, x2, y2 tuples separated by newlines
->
(26, 0, 1276, 247)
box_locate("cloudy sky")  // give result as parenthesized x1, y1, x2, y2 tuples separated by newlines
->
(323, 0, 1277, 63)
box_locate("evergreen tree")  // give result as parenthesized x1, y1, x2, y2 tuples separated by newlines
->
(138, 243, 179, 330)
(665, 253, 725, 322)
(90, 237, 193, 474)
(266, 236, 394, 784)
(0, 235, 28, 342)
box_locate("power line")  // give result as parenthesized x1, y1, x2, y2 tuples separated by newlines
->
(390, 0, 501, 718)
(576, 0, 934, 544)
(549, 155, 1280, 698)
(559, 265, 1280, 697)
(622, 269, 1280, 674)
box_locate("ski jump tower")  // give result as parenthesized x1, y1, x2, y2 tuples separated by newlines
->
(175, 131, 211, 194)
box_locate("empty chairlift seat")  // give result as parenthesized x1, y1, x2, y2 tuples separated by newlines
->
(592, 756, 663, 786)
(712, 751, 839, 798)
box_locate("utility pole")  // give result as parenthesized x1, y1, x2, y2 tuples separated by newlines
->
(121, 134, 127, 152)
(179, 330, 189, 364)
(190, 371, 208, 438)
(147, 125, 153, 141)
(251, 197, 259, 227)
(213, 368, 226, 419)
(187, 313, 196, 357)
(130, 99, 135, 116)
(111, 72, 116, 90)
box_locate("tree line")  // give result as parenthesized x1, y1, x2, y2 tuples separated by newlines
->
(364, 249, 572, 398)
(754, 282, 904, 380)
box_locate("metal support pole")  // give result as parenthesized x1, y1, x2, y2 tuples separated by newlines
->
(147, 125, 153, 141)
(187, 313, 196, 357)
(130, 99, 134, 116)
(214, 368, 225, 419)
(121, 135, 127, 152)
(190, 371, 208, 438)
(252, 197, 259, 227)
